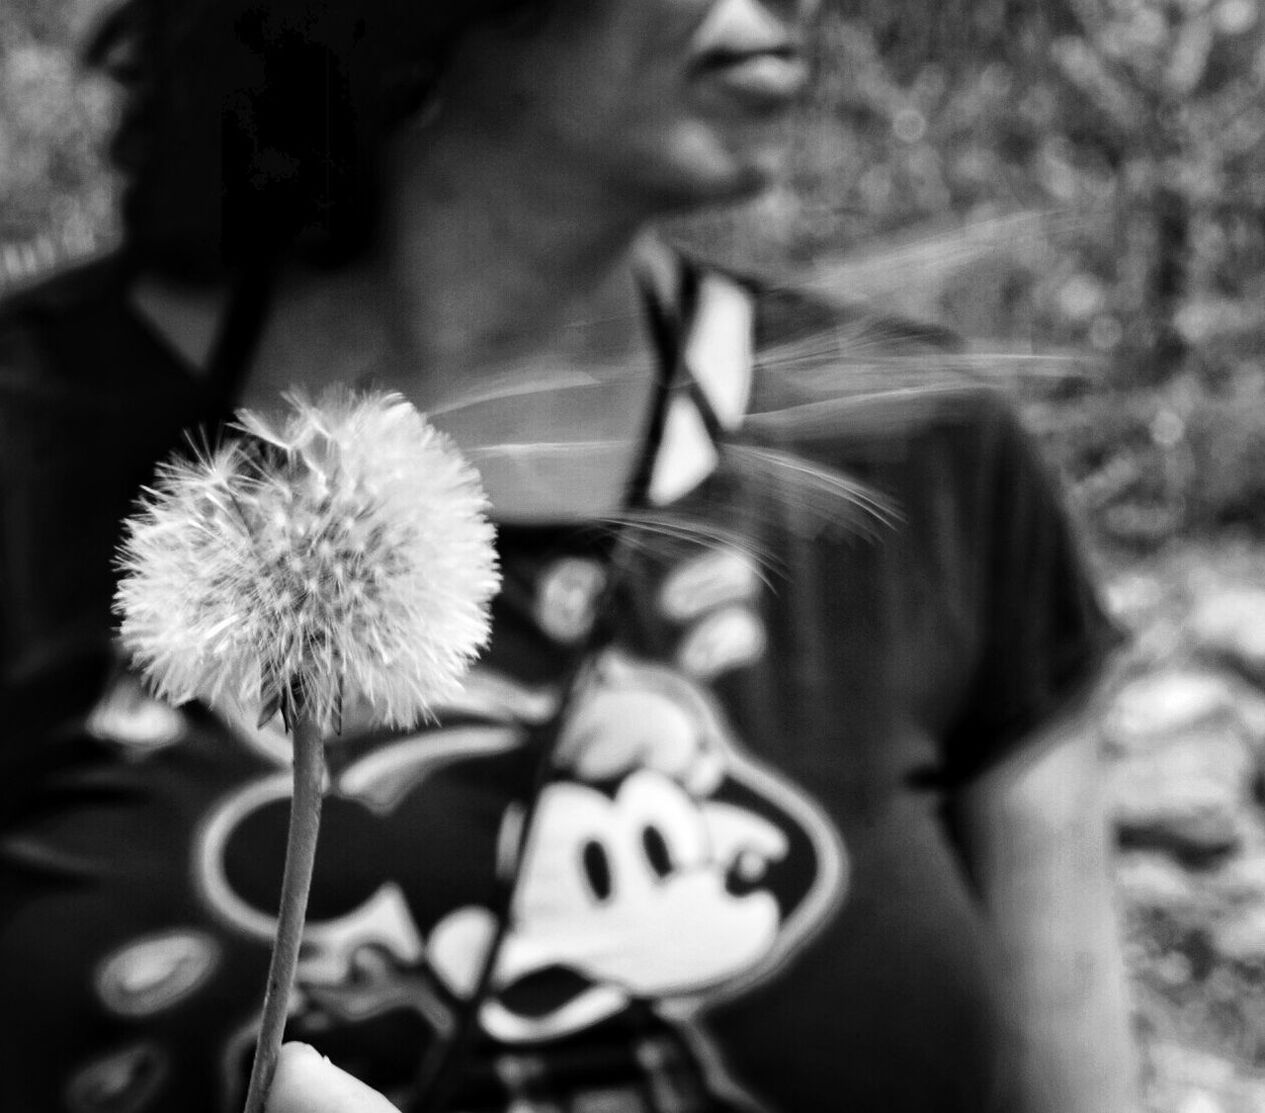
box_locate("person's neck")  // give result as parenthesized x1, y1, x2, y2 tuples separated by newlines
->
(366, 125, 670, 395)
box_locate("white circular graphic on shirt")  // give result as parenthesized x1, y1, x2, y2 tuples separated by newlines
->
(535, 558, 608, 643)
(677, 606, 767, 680)
(65, 1041, 167, 1113)
(658, 547, 761, 622)
(87, 669, 185, 755)
(95, 930, 221, 1018)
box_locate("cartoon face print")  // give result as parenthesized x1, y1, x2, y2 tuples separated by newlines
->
(515, 772, 787, 994)
(428, 769, 788, 1042)
(426, 652, 847, 1044)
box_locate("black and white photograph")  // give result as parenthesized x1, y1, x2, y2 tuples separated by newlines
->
(3, 1, 1265, 1110)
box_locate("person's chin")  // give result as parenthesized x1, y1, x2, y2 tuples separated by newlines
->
(648, 139, 788, 213)
(638, 168, 770, 218)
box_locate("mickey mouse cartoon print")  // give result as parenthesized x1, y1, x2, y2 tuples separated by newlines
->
(426, 651, 849, 1048)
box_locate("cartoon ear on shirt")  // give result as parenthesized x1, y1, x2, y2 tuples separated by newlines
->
(196, 725, 526, 981)
(554, 651, 728, 795)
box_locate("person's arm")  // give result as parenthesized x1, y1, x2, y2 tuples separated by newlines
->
(955, 707, 1139, 1113)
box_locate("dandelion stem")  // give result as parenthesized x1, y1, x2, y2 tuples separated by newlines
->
(242, 715, 326, 1113)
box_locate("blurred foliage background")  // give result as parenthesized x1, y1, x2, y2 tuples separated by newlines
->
(4, 0, 1265, 549)
(690, 0, 1265, 553)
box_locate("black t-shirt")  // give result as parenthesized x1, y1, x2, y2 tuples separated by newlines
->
(0, 258, 1119, 1113)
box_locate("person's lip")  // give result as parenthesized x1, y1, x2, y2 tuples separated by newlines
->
(691, 48, 810, 108)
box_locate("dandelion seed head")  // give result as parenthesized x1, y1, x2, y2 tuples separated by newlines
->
(116, 389, 500, 734)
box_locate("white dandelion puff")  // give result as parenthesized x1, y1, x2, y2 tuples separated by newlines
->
(115, 388, 500, 734)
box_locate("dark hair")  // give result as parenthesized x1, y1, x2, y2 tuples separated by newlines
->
(86, 0, 543, 281)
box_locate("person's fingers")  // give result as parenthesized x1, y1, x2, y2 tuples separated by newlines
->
(265, 1043, 400, 1113)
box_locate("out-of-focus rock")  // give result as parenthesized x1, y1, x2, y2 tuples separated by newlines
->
(1109, 726, 1255, 858)
(1103, 548, 1265, 1113)
(1104, 670, 1242, 754)
(1211, 905, 1265, 967)
(1103, 570, 1169, 634)
(1190, 588, 1265, 688)
(1209, 846, 1265, 907)
(1117, 850, 1203, 915)
(1230, 684, 1265, 746)
(1146, 1042, 1238, 1110)
(1176, 1091, 1226, 1113)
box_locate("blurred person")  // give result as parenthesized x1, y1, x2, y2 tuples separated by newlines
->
(0, 1, 1136, 1112)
